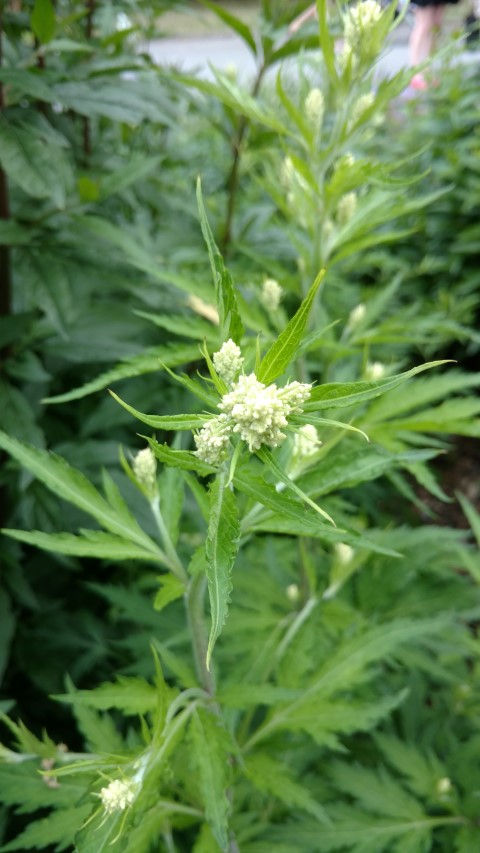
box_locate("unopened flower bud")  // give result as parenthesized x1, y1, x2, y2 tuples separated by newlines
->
(347, 303, 366, 329)
(194, 415, 232, 465)
(133, 447, 157, 496)
(286, 583, 300, 603)
(213, 339, 243, 386)
(335, 542, 355, 566)
(365, 361, 386, 381)
(305, 87, 325, 131)
(337, 192, 357, 226)
(293, 424, 321, 460)
(436, 777, 452, 796)
(261, 278, 283, 312)
(350, 92, 375, 126)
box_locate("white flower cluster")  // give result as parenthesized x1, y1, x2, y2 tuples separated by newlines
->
(133, 447, 157, 495)
(293, 424, 321, 460)
(99, 778, 137, 814)
(261, 278, 283, 312)
(341, 0, 383, 69)
(350, 92, 375, 126)
(220, 374, 312, 452)
(305, 87, 324, 132)
(344, 0, 383, 44)
(337, 192, 357, 225)
(194, 368, 312, 463)
(194, 414, 232, 465)
(335, 542, 355, 566)
(213, 339, 243, 386)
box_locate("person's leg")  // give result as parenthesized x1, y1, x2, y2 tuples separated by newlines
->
(409, 6, 437, 65)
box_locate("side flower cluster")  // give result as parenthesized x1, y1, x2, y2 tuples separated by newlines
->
(99, 778, 137, 814)
(194, 341, 312, 464)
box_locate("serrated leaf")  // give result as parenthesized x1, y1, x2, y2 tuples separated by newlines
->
(0, 431, 161, 558)
(304, 361, 451, 411)
(190, 708, 230, 851)
(147, 437, 215, 476)
(109, 391, 205, 431)
(245, 753, 329, 823)
(43, 343, 200, 404)
(205, 471, 240, 668)
(1, 529, 156, 562)
(0, 763, 86, 812)
(31, 0, 56, 44)
(258, 269, 325, 385)
(0, 119, 68, 205)
(153, 575, 185, 612)
(0, 805, 91, 852)
(55, 677, 157, 715)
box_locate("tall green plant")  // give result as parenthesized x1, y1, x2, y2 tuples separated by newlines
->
(1, 3, 480, 853)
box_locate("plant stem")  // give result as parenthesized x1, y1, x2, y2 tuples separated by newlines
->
(150, 497, 188, 583)
(220, 63, 266, 254)
(185, 571, 216, 696)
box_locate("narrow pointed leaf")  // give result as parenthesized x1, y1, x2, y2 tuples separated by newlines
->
(109, 391, 204, 431)
(205, 471, 240, 668)
(258, 269, 325, 385)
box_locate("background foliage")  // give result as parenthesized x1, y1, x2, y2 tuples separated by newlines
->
(0, 1, 479, 851)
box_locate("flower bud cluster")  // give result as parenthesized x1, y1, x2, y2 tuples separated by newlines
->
(341, 0, 383, 69)
(261, 278, 283, 312)
(99, 778, 137, 814)
(293, 424, 321, 460)
(337, 192, 357, 225)
(194, 355, 312, 463)
(194, 414, 232, 465)
(133, 447, 157, 495)
(213, 339, 243, 386)
(350, 92, 375, 126)
(220, 374, 312, 452)
(305, 87, 325, 132)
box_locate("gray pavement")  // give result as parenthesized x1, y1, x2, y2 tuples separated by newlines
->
(141, 25, 479, 83)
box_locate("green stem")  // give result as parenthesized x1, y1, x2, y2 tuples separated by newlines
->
(185, 571, 216, 696)
(220, 62, 266, 254)
(150, 497, 188, 583)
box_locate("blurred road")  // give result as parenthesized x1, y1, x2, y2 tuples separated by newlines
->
(142, 25, 479, 82)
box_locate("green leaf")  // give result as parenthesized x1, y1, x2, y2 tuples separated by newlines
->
(458, 493, 480, 549)
(245, 753, 329, 823)
(0, 119, 69, 205)
(258, 269, 325, 385)
(190, 708, 231, 851)
(205, 471, 240, 668)
(2, 529, 157, 562)
(0, 763, 85, 812)
(197, 0, 257, 52)
(196, 179, 244, 344)
(147, 437, 215, 477)
(109, 391, 205, 431)
(256, 446, 335, 526)
(153, 575, 185, 612)
(304, 361, 451, 411)
(0, 805, 91, 852)
(43, 343, 200, 404)
(31, 0, 56, 44)
(134, 309, 218, 343)
(0, 590, 15, 684)
(54, 677, 157, 715)
(0, 431, 161, 558)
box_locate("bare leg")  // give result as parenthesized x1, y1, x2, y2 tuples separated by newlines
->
(289, 3, 318, 33)
(409, 6, 437, 65)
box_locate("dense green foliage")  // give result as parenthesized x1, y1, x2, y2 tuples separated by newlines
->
(0, 1, 479, 851)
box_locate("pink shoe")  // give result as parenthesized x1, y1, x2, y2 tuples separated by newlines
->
(410, 73, 428, 90)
